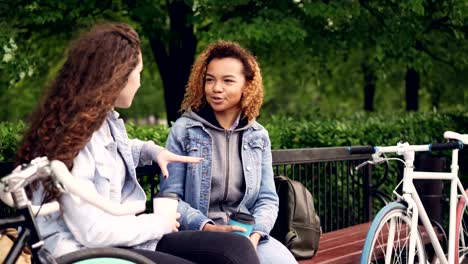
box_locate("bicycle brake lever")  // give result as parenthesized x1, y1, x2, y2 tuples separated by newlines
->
(355, 155, 387, 170)
(372, 157, 386, 164)
(355, 161, 370, 170)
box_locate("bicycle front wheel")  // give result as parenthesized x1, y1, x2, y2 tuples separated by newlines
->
(456, 189, 468, 263)
(56, 247, 155, 264)
(360, 202, 427, 264)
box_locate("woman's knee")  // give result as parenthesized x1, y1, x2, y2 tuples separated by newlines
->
(257, 237, 297, 264)
(213, 233, 259, 264)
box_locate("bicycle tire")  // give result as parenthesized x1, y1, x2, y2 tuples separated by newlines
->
(360, 202, 427, 264)
(455, 189, 468, 264)
(56, 247, 155, 264)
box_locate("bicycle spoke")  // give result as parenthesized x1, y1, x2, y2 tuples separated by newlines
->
(361, 203, 426, 264)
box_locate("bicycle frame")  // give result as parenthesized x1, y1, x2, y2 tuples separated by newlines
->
(386, 147, 468, 264)
(0, 206, 48, 264)
(0, 158, 147, 264)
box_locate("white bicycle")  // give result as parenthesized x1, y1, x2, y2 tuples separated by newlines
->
(0, 157, 155, 264)
(348, 131, 468, 264)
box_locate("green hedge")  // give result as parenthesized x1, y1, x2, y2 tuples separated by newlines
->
(0, 121, 26, 161)
(0, 111, 466, 161)
(262, 111, 468, 149)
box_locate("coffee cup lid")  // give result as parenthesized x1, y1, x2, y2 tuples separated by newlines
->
(230, 212, 255, 224)
(155, 192, 179, 200)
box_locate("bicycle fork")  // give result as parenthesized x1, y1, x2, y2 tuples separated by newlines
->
(400, 195, 420, 264)
(383, 195, 419, 264)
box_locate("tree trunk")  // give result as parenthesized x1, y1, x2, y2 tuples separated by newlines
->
(430, 85, 441, 110)
(147, 1, 197, 125)
(405, 68, 420, 111)
(361, 63, 376, 111)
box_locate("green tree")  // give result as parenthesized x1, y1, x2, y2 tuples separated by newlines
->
(1, 0, 466, 123)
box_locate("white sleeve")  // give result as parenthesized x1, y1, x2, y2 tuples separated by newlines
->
(60, 144, 173, 248)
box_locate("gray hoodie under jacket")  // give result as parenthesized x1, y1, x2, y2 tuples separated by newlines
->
(187, 108, 253, 225)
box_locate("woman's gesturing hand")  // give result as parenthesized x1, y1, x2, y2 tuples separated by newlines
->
(156, 149, 204, 178)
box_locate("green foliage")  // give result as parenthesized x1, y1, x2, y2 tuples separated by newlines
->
(1, 0, 467, 121)
(0, 0, 138, 121)
(1, 112, 466, 161)
(261, 111, 468, 149)
(0, 121, 26, 161)
(125, 122, 170, 146)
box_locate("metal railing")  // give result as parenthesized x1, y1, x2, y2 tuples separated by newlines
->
(138, 147, 382, 233)
(272, 147, 375, 232)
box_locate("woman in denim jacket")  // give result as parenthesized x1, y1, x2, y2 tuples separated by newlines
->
(16, 23, 260, 264)
(161, 41, 297, 264)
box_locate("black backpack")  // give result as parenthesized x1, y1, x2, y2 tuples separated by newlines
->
(270, 175, 321, 260)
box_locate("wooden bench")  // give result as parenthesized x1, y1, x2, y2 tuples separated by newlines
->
(301, 223, 370, 264)
(272, 147, 372, 263)
(297, 222, 443, 264)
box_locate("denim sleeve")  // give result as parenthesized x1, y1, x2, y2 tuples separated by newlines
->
(177, 200, 214, 230)
(128, 139, 164, 167)
(251, 131, 279, 235)
(160, 127, 212, 230)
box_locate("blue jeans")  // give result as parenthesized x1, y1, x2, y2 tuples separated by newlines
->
(257, 236, 297, 264)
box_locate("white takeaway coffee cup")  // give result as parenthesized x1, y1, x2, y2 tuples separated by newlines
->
(153, 192, 179, 216)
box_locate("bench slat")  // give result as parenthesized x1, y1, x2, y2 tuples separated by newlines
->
(298, 222, 443, 264)
(299, 223, 369, 264)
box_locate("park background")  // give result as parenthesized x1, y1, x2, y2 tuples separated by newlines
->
(0, 0, 468, 243)
(0, 0, 467, 162)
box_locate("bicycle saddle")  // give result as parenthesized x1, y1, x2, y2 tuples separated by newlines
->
(444, 131, 468, 144)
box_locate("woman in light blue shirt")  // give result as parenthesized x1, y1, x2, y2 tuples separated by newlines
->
(16, 23, 259, 264)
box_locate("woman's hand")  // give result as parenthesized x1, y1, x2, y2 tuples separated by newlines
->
(156, 149, 204, 178)
(249, 232, 261, 250)
(154, 212, 181, 234)
(202, 223, 247, 233)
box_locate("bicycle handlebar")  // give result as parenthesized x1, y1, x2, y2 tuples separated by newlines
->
(348, 131, 465, 156)
(430, 141, 463, 151)
(348, 146, 376, 154)
(0, 158, 145, 216)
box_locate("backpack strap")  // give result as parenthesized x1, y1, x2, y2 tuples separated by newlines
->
(275, 175, 298, 231)
(274, 175, 289, 193)
(285, 230, 298, 246)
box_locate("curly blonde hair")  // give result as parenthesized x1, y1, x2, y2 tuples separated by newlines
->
(181, 40, 263, 121)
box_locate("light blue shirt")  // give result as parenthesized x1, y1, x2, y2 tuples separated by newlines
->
(33, 111, 169, 257)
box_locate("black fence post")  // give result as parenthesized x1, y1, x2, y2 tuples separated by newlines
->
(414, 153, 446, 225)
(362, 165, 372, 222)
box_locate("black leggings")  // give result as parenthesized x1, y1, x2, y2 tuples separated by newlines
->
(129, 231, 260, 264)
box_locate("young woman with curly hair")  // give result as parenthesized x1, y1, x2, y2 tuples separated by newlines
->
(16, 24, 260, 264)
(161, 41, 297, 264)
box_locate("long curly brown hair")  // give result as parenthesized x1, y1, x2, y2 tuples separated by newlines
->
(181, 40, 263, 121)
(16, 22, 140, 172)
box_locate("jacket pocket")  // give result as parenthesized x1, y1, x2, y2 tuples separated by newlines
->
(246, 138, 265, 168)
(183, 141, 199, 153)
(247, 138, 265, 152)
(94, 161, 113, 197)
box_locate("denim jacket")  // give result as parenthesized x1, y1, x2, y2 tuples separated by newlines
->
(33, 111, 169, 257)
(161, 113, 279, 236)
